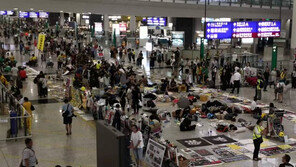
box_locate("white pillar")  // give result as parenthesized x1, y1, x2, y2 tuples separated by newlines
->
(291, 0, 296, 49)
(104, 14, 109, 37)
(76, 13, 81, 25)
(60, 12, 64, 26)
(130, 16, 136, 33)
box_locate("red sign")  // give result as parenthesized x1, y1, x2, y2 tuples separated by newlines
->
(119, 23, 127, 32)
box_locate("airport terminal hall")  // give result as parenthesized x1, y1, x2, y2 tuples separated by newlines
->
(2, 0, 296, 167)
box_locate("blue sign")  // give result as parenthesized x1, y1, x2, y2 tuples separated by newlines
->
(206, 22, 232, 39)
(29, 12, 38, 18)
(147, 17, 167, 26)
(257, 21, 281, 38)
(0, 11, 7, 15)
(206, 21, 281, 39)
(19, 12, 29, 18)
(39, 12, 48, 18)
(232, 21, 257, 38)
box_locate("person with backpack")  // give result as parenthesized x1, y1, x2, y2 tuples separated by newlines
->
(254, 74, 264, 100)
(62, 99, 75, 135)
(20, 138, 38, 167)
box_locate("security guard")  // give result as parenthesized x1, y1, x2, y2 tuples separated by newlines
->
(255, 74, 264, 100)
(253, 119, 265, 161)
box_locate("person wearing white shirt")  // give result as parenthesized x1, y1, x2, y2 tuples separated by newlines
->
(129, 125, 144, 167)
(231, 69, 241, 94)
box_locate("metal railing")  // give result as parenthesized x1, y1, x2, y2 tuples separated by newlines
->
(0, 81, 32, 140)
(139, 0, 292, 9)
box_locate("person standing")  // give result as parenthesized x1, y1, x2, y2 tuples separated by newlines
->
(263, 67, 270, 91)
(22, 97, 34, 135)
(270, 68, 277, 88)
(62, 99, 74, 135)
(255, 74, 264, 100)
(129, 125, 144, 167)
(231, 69, 241, 94)
(21, 138, 38, 167)
(132, 86, 141, 115)
(253, 119, 265, 161)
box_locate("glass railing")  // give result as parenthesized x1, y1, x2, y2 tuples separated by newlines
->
(138, 0, 292, 8)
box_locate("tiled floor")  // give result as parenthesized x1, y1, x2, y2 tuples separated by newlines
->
(0, 43, 296, 167)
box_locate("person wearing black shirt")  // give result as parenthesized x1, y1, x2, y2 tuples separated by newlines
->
(279, 154, 294, 167)
(263, 67, 270, 91)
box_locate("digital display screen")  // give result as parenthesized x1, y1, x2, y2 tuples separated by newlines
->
(19, 12, 29, 18)
(39, 12, 48, 18)
(147, 17, 167, 26)
(0, 11, 7, 15)
(206, 21, 281, 39)
(29, 12, 38, 18)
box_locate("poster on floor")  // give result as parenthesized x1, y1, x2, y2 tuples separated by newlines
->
(145, 139, 166, 167)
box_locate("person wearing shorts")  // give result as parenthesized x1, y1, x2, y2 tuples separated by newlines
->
(129, 125, 144, 166)
(62, 99, 74, 135)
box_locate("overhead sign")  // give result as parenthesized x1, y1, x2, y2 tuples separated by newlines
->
(37, 33, 46, 51)
(257, 21, 281, 38)
(19, 12, 29, 18)
(0, 11, 7, 15)
(146, 17, 167, 26)
(206, 22, 232, 39)
(94, 22, 103, 32)
(29, 12, 38, 18)
(119, 23, 127, 32)
(232, 21, 257, 38)
(39, 12, 48, 18)
(206, 21, 281, 39)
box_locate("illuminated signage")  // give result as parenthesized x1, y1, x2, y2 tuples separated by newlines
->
(206, 21, 281, 39)
(19, 12, 29, 18)
(39, 12, 48, 18)
(146, 17, 167, 26)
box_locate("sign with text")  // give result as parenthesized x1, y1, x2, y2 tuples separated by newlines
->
(146, 17, 167, 26)
(257, 21, 281, 38)
(206, 22, 232, 39)
(232, 21, 257, 38)
(19, 12, 29, 18)
(37, 33, 46, 51)
(206, 21, 281, 39)
(39, 12, 48, 18)
(29, 12, 38, 18)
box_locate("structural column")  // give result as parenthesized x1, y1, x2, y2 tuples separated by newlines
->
(290, 0, 296, 49)
(60, 12, 64, 26)
(76, 13, 81, 25)
(130, 16, 136, 34)
(104, 14, 109, 37)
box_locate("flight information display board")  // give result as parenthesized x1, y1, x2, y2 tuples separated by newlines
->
(206, 21, 281, 39)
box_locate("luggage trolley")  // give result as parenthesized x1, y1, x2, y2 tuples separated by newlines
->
(267, 110, 285, 142)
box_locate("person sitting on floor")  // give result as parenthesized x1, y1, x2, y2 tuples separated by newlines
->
(168, 78, 178, 92)
(180, 115, 196, 131)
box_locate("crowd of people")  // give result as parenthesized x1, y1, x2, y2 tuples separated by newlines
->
(1, 18, 296, 167)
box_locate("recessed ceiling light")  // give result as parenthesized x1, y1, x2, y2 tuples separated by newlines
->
(30, 8, 34, 11)
(13, 8, 18, 10)
(60, 11, 63, 13)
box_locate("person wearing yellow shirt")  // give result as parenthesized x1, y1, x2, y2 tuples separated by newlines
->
(22, 97, 34, 135)
(0, 73, 8, 86)
(253, 119, 265, 161)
